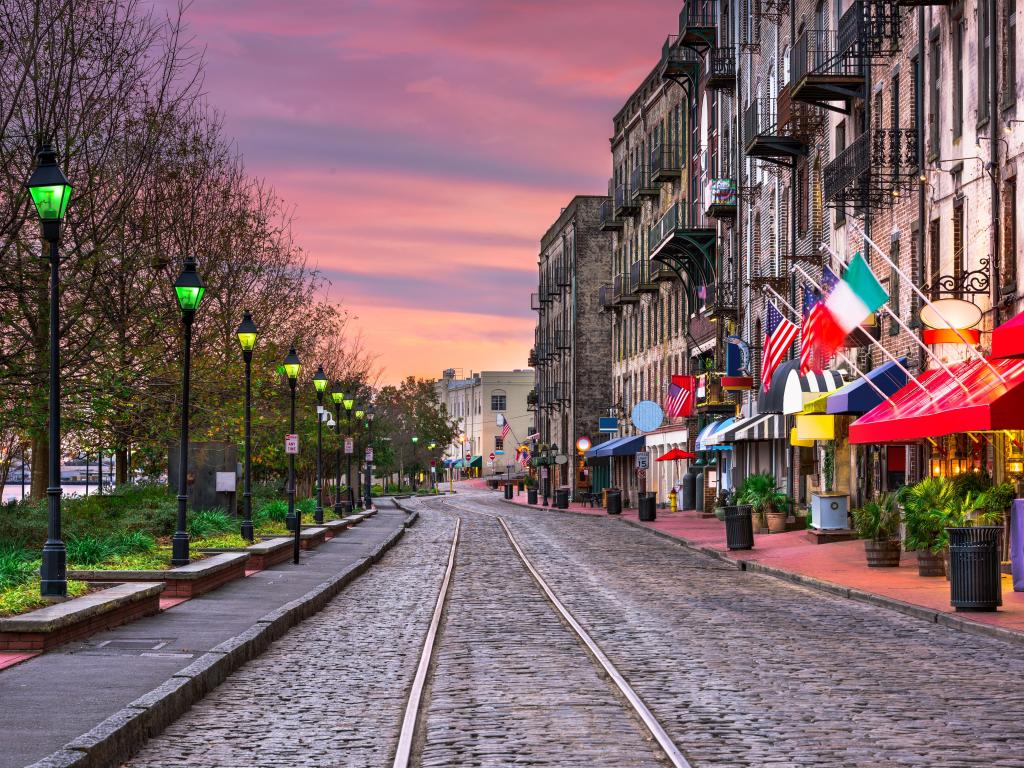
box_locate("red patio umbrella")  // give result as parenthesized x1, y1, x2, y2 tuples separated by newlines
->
(656, 448, 696, 461)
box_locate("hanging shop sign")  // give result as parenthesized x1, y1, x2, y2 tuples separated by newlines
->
(920, 298, 983, 345)
(631, 401, 664, 433)
(598, 417, 619, 434)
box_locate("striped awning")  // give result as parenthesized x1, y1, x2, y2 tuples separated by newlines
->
(705, 413, 786, 444)
(758, 359, 846, 414)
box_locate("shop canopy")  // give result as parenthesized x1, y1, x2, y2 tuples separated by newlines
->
(705, 412, 786, 443)
(657, 447, 697, 461)
(849, 357, 1024, 444)
(468, 455, 482, 468)
(584, 434, 645, 458)
(758, 359, 846, 415)
(695, 417, 735, 450)
(826, 358, 908, 415)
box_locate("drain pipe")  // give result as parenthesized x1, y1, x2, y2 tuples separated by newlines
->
(988, 0, 1001, 328)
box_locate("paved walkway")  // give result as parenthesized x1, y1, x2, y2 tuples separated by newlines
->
(491, 483, 1024, 638)
(0, 507, 409, 768)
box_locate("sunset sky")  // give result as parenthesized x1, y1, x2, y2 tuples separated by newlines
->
(180, 0, 671, 384)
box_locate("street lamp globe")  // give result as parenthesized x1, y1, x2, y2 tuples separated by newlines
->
(236, 311, 258, 352)
(343, 393, 355, 411)
(331, 384, 345, 405)
(26, 145, 72, 224)
(173, 259, 206, 313)
(367, 405, 376, 421)
(283, 348, 301, 381)
(412, 436, 419, 444)
(355, 409, 365, 420)
(313, 365, 329, 395)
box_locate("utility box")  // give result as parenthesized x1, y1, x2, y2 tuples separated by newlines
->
(168, 441, 239, 516)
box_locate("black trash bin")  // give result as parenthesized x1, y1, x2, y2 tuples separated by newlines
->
(555, 487, 569, 509)
(947, 525, 1003, 611)
(527, 487, 538, 505)
(725, 504, 754, 550)
(606, 488, 622, 515)
(694, 470, 705, 513)
(682, 467, 697, 510)
(504, 483, 514, 499)
(638, 492, 657, 522)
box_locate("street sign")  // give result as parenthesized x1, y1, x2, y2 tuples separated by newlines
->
(365, 447, 373, 462)
(285, 434, 299, 454)
(487, 460, 494, 467)
(635, 451, 650, 470)
(637, 468, 647, 480)
(465, 453, 471, 461)
(489, 452, 496, 461)
(598, 417, 619, 433)
(555, 454, 568, 465)
(541, 467, 549, 479)
(344, 438, 354, 454)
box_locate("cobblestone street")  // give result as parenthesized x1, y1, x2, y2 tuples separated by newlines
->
(122, 492, 1024, 767)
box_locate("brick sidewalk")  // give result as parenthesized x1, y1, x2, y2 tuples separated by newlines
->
(496, 486, 1024, 639)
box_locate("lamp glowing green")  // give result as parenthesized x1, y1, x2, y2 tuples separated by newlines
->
(355, 409, 365, 419)
(283, 347, 301, 381)
(173, 259, 205, 313)
(313, 365, 328, 393)
(343, 395, 354, 411)
(26, 146, 72, 221)
(412, 436, 419, 444)
(331, 386, 344, 405)
(236, 311, 258, 352)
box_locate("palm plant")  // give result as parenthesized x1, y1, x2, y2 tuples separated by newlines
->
(902, 476, 955, 554)
(737, 472, 789, 526)
(852, 491, 901, 542)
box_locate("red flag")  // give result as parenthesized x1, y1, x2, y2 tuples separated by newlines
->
(665, 375, 695, 418)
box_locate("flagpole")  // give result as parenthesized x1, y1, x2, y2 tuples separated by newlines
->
(763, 286, 900, 409)
(845, 222, 1006, 383)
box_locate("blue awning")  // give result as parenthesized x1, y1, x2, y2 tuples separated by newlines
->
(827, 358, 907, 415)
(584, 434, 645, 458)
(697, 417, 736, 450)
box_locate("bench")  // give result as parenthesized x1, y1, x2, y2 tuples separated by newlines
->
(298, 526, 328, 550)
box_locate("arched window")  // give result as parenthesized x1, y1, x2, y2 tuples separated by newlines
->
(490, 389, 506, 411)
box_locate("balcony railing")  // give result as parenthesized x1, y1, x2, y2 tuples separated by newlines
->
(614, 181, 639, 216)
(599, 197, 623, 231)
(648, 201, 713, 256)
(790, 5, 866, 104)
(629, 260, 657, 293)
(706, 47, 735, 89)
(651, 141, 683, 181)
(554, 329, 571, 351)
(678, 0, 718, 47)
(823, 128, 918, 208)
(538, 278, 551, 302)
(598, 284, 615, 310)
(630, 164, 659, 200)
(661, 35, 702, 86)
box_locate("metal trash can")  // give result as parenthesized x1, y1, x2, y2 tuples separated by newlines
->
(947, 525, 1003, 611)
(606, 488, 622, 515)
(682, 467, 698, 510)
(504, 483, 513, 499)
(555, 487, 569, 509)
(638, 492, 657, 522)
(694, 470, 705, 513)
(527, 488, 538, 505)
(725, 504, 754, 550)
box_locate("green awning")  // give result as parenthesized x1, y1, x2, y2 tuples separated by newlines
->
(469, 455, 482, 468)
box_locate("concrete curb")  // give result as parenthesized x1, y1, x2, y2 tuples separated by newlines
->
(26, 509, 421, 768)
(496, 495, 1024, 649)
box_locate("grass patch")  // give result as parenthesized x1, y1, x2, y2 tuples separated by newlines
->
(0, 579, 90, 617)
(192, 533, 251, 550)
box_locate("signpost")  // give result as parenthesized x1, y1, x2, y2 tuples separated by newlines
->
(635, 451, 650, 470)
(344, 437, 354, 454)
(285, 434, 299, 455)
(365, 447, 373, 462)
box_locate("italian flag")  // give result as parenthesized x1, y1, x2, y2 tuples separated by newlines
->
(817, 251, 888, 360)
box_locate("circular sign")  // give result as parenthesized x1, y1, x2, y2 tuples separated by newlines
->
(489, 452, 496, 460)
(631, 400, 664, 433)
(555, 454, 569, 465)
(576, 437, 592, 452)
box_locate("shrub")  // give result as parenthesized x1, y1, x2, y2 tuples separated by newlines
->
(297, 498, 316, 515)
(66, 534, 116, 567)
(0, 545, 36, 590)
(187, 510, 235, 538)
(852, 492, 901, 541)
(254, 499, 288, 526)
(903, 477, 955, 553)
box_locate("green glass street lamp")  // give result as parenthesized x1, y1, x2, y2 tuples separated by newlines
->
(312, 366, 328, 525)
(237, 311, 258, 542)
(331, 384, 345, 517)
(27, 145, 73, 598)
(364, 404, 375, 510)
(283, 347, 302, 564)
(171, 257, 206, 566)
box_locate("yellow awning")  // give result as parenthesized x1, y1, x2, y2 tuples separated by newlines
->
(796, 414, 835, 441)
(790, 427, 815, 447)
(800, 392, 831, 414)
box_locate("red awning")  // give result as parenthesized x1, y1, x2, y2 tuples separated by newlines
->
(992, 311, 1024, 358)
(656, 448, 697, 461)
(849, 357, 1024, 444)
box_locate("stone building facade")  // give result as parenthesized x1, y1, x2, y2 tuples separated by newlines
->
(530, 196, 612, 491)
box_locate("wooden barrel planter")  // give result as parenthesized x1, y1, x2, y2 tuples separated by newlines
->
(916, 549, 946, 577)
(864, 539, 901, 567)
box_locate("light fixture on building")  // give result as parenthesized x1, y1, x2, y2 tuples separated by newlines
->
(929, 457, 944, 477)
(576, 436, 591, 452)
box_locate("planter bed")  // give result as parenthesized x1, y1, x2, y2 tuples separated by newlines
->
(0, 582, 164, 652)
(68, 552, 249, 599)
(323, 520, 350, 539)
(299, 526, 328, 550)
(202, 537, 294, 570)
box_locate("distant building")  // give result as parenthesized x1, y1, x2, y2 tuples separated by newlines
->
(435, 369, 534, 474)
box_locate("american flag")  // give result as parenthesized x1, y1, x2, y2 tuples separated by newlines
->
(762, 302, 798, 392)
(518, 447, 530, 468)
(664, 375, 695, 418)
(800, 285, 825, 375)
(501, 419, 511, 441)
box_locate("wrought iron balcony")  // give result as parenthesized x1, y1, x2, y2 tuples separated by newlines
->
(545, 386, 562, 410)
(527, 389, 539, 408)
(790, 6, 865, 106)
(613, 272, 639, 304)
(538, 278, 552, 303)
(822, 128, 918, 210)
(677, 0, 717, 50)
(530, 292, 541, 311)
(528, 349, 538, 367)
(599, 197, 623, 231)
(613, 181, 639, 217)
(743, 88, 822, 163)
(629, 260, 658, 294)
(598, 284, 617, 311)
(630, 164, 659, 200)
(650, 141, 683, 182)
(547, 267, 563, 298)
(705, 178, 737, 219)
(896, 0, 949, 4)
(704, 280, 738, 319)
(534, 342, 550, 365)
(706, 48, 735, 90)
(554, 262, 571, 288)
(649, 202, 716, 315)
(661, 35, 702, 89)
(651, 260, 676, 282)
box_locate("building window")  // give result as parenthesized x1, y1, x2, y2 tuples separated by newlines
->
(1004, 179, 1018, 292)
(953, 199, 965, 299)
(495, 436, 504, 451)
(953, 17, 964, 139)
(929, 219, 941, 301)
(979, 0, 991, 123)
(490, 391, 507, 411)
(1005, 0, 1018, 106)
(929, 31, 940, 156)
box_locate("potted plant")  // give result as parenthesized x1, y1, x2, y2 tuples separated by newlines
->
(810, 441, 850, 530)
(852, 491, 902, 567)
(713, 489, 733, 521)
(737, 472, 789, 534)
(903, 477, 954, 576)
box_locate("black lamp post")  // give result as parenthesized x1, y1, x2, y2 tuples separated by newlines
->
(364, 405, 375, 510)
(27, 145, 73, 598)
(283, 348, 302, 563)
(411, 435, 419, 491)
(331, 383, 344, 517)
(343, 393, 355, 508)
(354, 408, 365, 510)
(171, 258, 206, 566)
(236, 311, 258, 542)
(312, 366, 328, 525)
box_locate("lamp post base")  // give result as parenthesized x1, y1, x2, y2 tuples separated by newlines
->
(314, 506, 324, 525)
(334, 502, 345, 518)
(39, 541, 67, 599)
(240, 520, 254, 542)
(285, 514, 298, 532)
(171, 532, 190, 567)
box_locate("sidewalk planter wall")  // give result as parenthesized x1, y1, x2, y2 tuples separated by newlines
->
(863, 539, 901, 567)
(69, 552, 249, 598)
(724, 505, 754, 550)
(606, 488, 622, 515)
(638, 492, 657, 522)
(0, 583, 164, 651)
(242, 537, 293, 570)
(916, 550, 946, 577)
(810, 492, 850, 530)
(323, 519, 351, 539)
(947, 526, 1003, 611)
(299, 526, 328, 550)
(527, 488, 538, 505)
